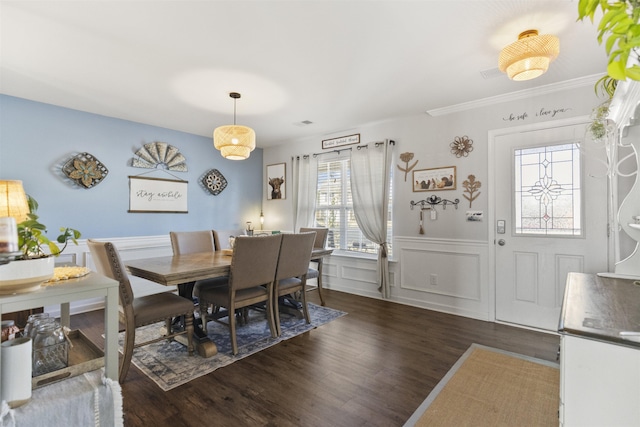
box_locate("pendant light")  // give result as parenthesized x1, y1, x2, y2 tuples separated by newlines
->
(213, 92, 256, 160)
(498, 29, 559, 81)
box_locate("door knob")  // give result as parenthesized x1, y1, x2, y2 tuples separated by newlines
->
(498, 239, 506, 246)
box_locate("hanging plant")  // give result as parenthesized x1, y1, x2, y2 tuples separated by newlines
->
(578, 0, 640, 81)
(586, 75, 618, 141)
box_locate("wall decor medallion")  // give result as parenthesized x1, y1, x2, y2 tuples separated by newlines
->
(412, 166, 456, 192)
(62, 152, 109, 188)
(397, 152, 418, 182)
(462, 174, 482, 208)
(202, 169, 228, 196)
(450, 135, 474, 157)
(132, 141, 188, 172)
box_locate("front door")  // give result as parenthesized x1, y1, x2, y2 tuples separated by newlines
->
(492, 119, 608, 330)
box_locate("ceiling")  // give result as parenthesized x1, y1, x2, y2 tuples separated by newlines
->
(0, 1, 607, 148)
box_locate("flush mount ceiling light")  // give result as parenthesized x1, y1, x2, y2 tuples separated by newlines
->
(498, 29, 559, 81)
(213, 92, 256, 160)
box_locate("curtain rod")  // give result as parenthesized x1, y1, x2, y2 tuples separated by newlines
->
(293, 139, 395, 160)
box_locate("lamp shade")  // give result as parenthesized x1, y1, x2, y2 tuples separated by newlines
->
(213, 92, 256, 160)
(499, 30, 559, 81)
(213, 125, 256, 160)
(0, 180, 30, 223)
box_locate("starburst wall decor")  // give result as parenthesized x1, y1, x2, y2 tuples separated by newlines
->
(450, 135, 474, 157)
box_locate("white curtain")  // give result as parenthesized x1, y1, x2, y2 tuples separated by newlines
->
(292, 155, 318, 232)
(350, 140, 393, 298)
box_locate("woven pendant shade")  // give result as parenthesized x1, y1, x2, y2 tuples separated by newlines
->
(213, 92, 256, 160)
(0, 180, 30, 223)
(499, 30, 559, 81)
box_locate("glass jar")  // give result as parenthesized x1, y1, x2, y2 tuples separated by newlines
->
(32, 319, 68, 376)
(23, 313, 50, 339)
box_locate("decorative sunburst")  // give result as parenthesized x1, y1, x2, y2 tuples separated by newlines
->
(132, 141, 188, 171)
(450, 135, 474, 157)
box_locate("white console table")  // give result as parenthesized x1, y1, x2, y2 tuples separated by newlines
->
(0, 272, 119, 403)
(559, 272, 640, 426)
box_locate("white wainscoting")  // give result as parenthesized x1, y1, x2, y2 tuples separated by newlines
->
(45, 234, 490, 323)
(323, 237, 490, 321)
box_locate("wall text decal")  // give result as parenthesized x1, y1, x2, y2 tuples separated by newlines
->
(502, 106, 572, 122)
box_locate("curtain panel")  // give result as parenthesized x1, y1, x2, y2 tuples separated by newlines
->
(350, 140, 393, 298)
(292, 155, 318, 232)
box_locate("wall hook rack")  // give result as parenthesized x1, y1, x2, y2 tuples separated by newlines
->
(410, 195, 460, 210)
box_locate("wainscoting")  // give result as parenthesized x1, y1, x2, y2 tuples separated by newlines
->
(48, 234, 491, 322)
(320, 236, 490, 321)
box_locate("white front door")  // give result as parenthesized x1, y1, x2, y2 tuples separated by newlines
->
(491, 118, 608, 331)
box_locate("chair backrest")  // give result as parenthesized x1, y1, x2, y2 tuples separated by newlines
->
(275, 232, 316, 281)
(229, 234, 282, 291)
(170, 230, 220, 255)
(300, 227, 329, 249)
(87, 239, 134, 309)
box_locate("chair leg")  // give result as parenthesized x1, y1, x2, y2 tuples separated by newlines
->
(267, 285, 277, 339)
(165, 318, 172, 337)
(300, 281, 311, 325)
(229, 308, 238, 355)
(119, 328, 135, 383)
(199, 301, 209, 334)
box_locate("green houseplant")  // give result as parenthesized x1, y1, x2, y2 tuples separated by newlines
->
(17, 196, 81, 260)
(578, 0, 640, 81)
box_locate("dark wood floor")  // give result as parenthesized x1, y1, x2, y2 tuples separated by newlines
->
(71, 289, 559, 427)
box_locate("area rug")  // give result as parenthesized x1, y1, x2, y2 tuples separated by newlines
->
(404, 344, 560, 427)
(120, 303, 346, 391)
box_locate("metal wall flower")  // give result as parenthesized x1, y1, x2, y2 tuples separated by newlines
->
(462, 174, 481, 208)
(202, 169, 228, 195)
(397, 152, 418, 182)
(450, 135, 474, 157)
(62, 152, 109, 188)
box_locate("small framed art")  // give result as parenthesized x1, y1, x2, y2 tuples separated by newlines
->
(412, 166, 456, 192)
(267, 163, 286, 200)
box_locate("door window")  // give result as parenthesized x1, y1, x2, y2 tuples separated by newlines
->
(514, 143, 582, 236)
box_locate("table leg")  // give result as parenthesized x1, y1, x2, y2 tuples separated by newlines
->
(174, 282, 217, 358)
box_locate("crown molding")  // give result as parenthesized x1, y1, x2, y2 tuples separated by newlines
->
(426, 74, 602, 117)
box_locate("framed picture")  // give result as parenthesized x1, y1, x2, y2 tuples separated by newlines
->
(128, 176, 188, 213)
(412, 166, 456, 192)
(267, 163, 286, 200)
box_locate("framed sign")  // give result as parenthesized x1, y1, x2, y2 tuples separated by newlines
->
(412, 166, 456, 192)
(128, 176, 188, 213)
(267, 163, 286, 200)
(322, 134, 360, 150)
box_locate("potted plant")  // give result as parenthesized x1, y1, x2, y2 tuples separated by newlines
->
(0, 196, 81, 294)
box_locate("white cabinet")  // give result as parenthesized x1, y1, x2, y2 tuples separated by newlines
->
(559, 272, 640, 426)
(560, 334, 640, 426)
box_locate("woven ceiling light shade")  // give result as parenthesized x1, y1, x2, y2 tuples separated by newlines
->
(0, 180, 30, 223)
(498, 30, 559, 81)
(213, 92, 256, 161)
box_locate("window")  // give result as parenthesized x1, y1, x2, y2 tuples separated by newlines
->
(514, 142, 582, 236)
(314, 156, 393, 255)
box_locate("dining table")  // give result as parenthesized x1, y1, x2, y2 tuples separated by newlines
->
(124, 248, 333, 357)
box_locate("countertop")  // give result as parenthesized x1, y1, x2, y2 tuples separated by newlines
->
(559, 272, 640, 349)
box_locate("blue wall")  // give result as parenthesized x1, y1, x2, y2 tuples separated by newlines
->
(0, 95, 263, 239)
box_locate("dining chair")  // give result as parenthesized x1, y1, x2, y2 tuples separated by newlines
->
(87, 239, 195, 383)
(299, 227, 329, 305)
(196, 234, 282, 355)
(169, 230, 221, 302)
(273, 232, 316, 336)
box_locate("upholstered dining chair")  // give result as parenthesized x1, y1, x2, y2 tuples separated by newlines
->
(169, 230, 221, 302)
(299, 227, 329, 305)
(87, 239, 195, 383)
(273, 232, 316, 336)
(196, 234, 282, 355)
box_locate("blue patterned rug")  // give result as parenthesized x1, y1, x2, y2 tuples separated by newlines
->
(122, 303, 346, 390)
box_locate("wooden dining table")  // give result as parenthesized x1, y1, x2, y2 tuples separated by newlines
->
(125, 248, 333, 357)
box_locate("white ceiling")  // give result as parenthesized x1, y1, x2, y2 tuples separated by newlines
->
(0, 1, 607, 148)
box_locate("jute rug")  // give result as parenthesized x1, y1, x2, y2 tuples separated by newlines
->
(404, 344, 559, 427)
(119, 303, 346, 391)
